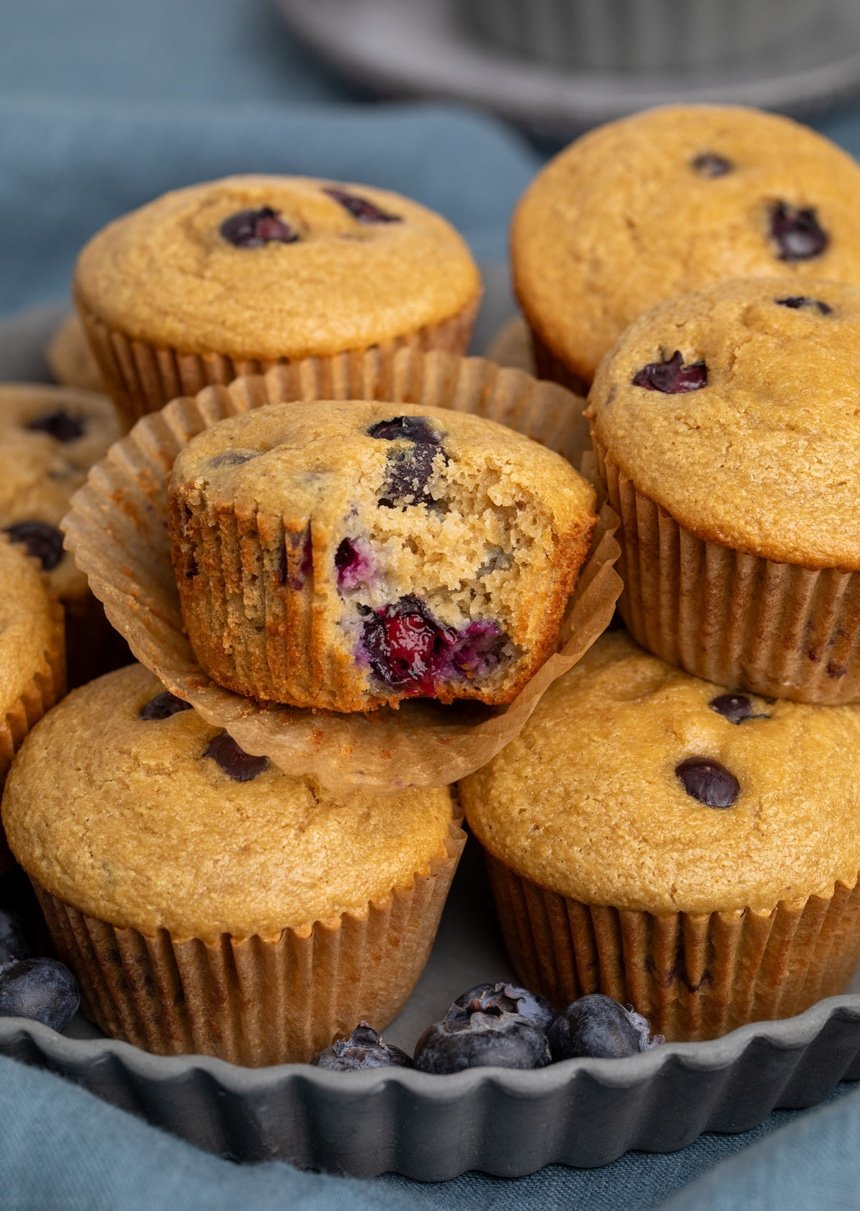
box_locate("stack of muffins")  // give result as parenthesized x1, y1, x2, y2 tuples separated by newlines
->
(2, 103, 859, 1064)
(2, 173, 600, 1064)
(464, 104, 860, 1040)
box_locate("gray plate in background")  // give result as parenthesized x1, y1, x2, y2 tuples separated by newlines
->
(0, 296, 858, 1180)
(277, 0, 860, 140)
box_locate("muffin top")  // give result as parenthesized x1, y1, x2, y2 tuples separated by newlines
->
(460, 631, 860, 914)
(1, 664, 457, 939)
(74, 175, 482, 360)
(0, 537, 63, 732)
(0, 383, 121, 598)
(171, 398, 595, 527)
(587, 277, 860, 567)
(512, 105, 860, 384)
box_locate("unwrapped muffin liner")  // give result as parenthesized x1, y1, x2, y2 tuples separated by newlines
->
(459, 0, 813, 72)
(31, 819, 465, 1065)
(484, 853, 860, 1042)
(75, 296, 480, 430)
(594, 441, 860, 704)
(62, 350, 620, 790)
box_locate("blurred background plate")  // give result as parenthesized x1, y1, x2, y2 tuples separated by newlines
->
(277, 0, 860, 140)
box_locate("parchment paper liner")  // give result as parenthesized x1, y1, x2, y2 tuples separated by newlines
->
(75, 295, 479, 431)
(595, 439, 860, 704)
(30, 819, 465, 1065)
(62, 349, 620, 790)
(484, 854, 860, 1042)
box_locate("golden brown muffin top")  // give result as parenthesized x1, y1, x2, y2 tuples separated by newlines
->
(512, 105, 860, 384)
(74, 175, 481, 360)
(0, 537, 62, 730)
(2, 664, 456, 939)
(172, 397, 595, 531)
(0, 383, 121, 599)
(460, 632, 860, 914)
(587, 277, 860, 567)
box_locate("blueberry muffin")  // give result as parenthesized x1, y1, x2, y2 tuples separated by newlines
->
(512, 105, 860, 390)
(73, 175, 482, 426)
(1, 663, 464, 1063)
(168, 399, 597, 711)
(460, 631, 860, 1041)
(0, 536, 65, 800)
(0, 383, 125, 684)
(587, 276, 860, 704)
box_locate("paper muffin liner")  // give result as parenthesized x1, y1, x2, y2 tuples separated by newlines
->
(75, 295, 480, 431)
(594, 441, 860, 704)
(62, 591, 131, 689)
(62, 349, 621, 791)
(483, 853, 860, 1042)
(529, 330, 590, 397)
(30, 819, 465, 1065)
(459, 0, 813, 72)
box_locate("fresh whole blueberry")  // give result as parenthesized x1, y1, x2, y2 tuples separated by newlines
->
(690, 151, 733, 178)
(311, 1021, 414, 1071)
(632, 351, 707, 393)
(138, 690, 193, 721)
(25, 409, 85, 442)
(708, 693, 769, 724)
(452, 982, 555, 1032)
(5, 521, 65, 570)
(676, 756, 740, 808)
(203, 732, 269, 782)
(0, 909, 33, 965)
(0, 958, 79, 1032)
(769, 201, 828, 261)
(322, 186, 401, 224)
(548, 994, 661, 1061)
(220, 206, 299, 248)
(775, 295, 833, 315)
(414, 991, 552, 1074)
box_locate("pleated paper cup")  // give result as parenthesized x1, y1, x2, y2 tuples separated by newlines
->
(76, 295, 479, 431)
(595, 440, 860, 705)
(484, 854, 860, 1042)
(62, 349, 621, 791)
(31, 819, 465, 1066)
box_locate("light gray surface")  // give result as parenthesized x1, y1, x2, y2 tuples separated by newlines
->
(0, 300, 858, 1178)
(277, 0, 860, 138)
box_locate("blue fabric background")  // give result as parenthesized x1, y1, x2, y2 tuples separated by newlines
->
(1, 1, 859, 1206)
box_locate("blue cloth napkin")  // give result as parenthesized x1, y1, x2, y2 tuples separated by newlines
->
(1, 1, 859, 1207)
